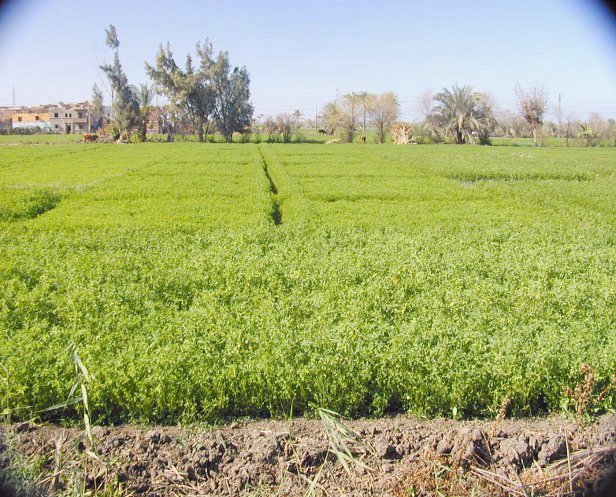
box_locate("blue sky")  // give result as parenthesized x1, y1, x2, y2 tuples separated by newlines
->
(0, 0, 615, 120)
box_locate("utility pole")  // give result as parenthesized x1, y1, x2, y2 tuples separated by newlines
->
(12, 85, 15, 107)
(315, 106, 318, 133)
(557, 93, 562, 138)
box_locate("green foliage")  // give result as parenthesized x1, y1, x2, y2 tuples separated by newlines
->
(431, 84, 495, 144)
(0, 188, 62, 221)
(514, 84, 549, 146)
(146, 39, 253, 143)
(211, 61, 253, 142)
(136, 83, 154, 142)
(100, 26, 139, 134)
(0, 143, 614, 424)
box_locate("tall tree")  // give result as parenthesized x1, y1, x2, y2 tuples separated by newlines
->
(368, 92, 400, 143)
(146, 43, 212, 141)
(514, 84, 549, 146)
(210, 52, 253, 142)
(105, 25, 119, 50)
(145, 43, 181, 141)
(100, 25, 139, 136)
(185, 41, 215, 141)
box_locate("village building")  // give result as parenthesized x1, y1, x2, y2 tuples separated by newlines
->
(146, 106, 163, 134)
(11, 111, 50, 132)
(0, 109, 14, 132)
(49, 105, 91, 134)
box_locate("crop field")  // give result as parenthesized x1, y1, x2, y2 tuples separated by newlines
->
(0, 143, 614, 424)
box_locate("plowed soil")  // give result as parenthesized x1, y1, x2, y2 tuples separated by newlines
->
(1, 414, 615, 496)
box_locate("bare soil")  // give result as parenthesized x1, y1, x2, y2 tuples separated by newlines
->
(1, 414, 614, 496)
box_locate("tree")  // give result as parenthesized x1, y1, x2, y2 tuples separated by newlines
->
(321, 101, 342, 135)
(276, 113, 293, 143)
(91, 84, 104, 131)
(514, 84, 549, 146)
(578, 122, 595, 147)
(145, 41, 215, 142)
(210, 53, 253, 142)
(137, 83, 154, 142)
(292, 109, 303, 138)
(320, 94, 361, 143)
(100, 25, 139, 137)
(417, 89, 442, 141)
(495, 109, 528, 138)
(430, 84, 494, 144)
(338, 93, 361, 142)
(368, 92, 400, 143)
(474, 92, 497, 145)
(263, 116, 278, 143)
(149, 41, 253, 143)
(554, 93, 563, 138)
(105, 25, 119, 50)
(608, 118, 616, 146)
(356, 91, 375, 132)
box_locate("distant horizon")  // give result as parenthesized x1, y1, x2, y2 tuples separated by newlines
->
(1, 0, 615, 121)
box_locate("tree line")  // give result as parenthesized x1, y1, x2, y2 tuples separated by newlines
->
(316, 84, 547, 146)
(315, 84, 615, 146)
(96, 25, 614, 146)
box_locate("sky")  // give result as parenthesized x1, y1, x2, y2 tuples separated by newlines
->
(0, 0, 615, 121)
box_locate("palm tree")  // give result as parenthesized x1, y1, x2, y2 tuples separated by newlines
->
(137, 83, 154, 142)
(579, 122, 594, 147)
(431, 84, 492, 144)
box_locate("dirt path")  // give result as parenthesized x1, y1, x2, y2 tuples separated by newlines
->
(1, 414, 614, 496)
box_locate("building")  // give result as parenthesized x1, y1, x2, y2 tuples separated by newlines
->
(49, 105, 90, 134)
(147, 106, 163, 134)
(0, 109, 14, 132)
(12, 111, 50, 132)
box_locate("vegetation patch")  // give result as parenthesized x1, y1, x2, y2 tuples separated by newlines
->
(0, 143, 614, 425)
(0, 188, 62, 222)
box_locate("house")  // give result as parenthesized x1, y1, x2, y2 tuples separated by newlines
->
(12, 111, 50, 132)
(0, 109, 14, 132)
(146, 106, 163, 134)
(49, 105, 90, 134)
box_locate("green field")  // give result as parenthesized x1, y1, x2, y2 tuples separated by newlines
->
(0, 143, 614, 424)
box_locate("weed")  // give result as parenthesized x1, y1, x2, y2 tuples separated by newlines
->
(564, 364, 615, 423)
